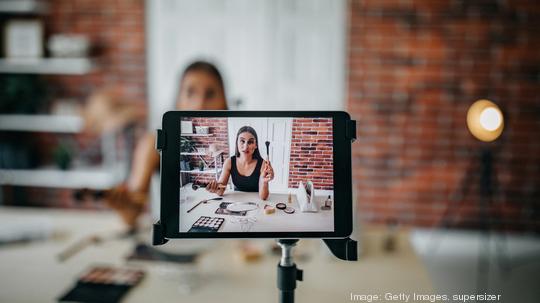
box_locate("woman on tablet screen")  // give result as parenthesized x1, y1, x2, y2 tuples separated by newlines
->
(206, 126, 274, 200)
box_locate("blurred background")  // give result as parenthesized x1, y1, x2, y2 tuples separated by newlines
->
(0, 0, 539, 302)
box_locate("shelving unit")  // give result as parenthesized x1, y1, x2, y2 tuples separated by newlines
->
(0, 114, 83, 133)
(180, 168, 222, 175)
(0, 3, 116, 193)
(0, 167, 123, 190)
(0, 0, 48, 14)
(180, 150, 224, 186)
(0, 58, 96, 75)
(0, 115, 126, 190)
(180, 133, 213, 137)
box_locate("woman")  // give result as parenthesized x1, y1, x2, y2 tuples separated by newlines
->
(107, 61, 228, 227)
(206, 126, 274, 200)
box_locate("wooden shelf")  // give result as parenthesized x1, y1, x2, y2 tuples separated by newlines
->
(0, 58, 96, 75)
(180, 133, 213, 137)
(0, 0, 48, 14)
(0, 167, 124, 189)
(180, 150, 224, 156)
(0, 114, 83, 133)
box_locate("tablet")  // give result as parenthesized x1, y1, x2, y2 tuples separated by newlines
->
(157, 111, 355, 239)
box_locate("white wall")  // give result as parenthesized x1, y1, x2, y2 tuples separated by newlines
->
(147, 0, 347, 129)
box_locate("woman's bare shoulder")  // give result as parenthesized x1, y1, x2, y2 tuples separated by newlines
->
(223, 157, 232, 170)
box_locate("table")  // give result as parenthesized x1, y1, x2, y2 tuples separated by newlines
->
(0, 206, 433, 303)
(179, 186, 334, 233)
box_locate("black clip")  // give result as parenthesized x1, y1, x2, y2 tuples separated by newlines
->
(152, 221, 169, 246)
(156, 129, 166, 151)
(346, 120, 357, 142)
(323, 237, 358, 261)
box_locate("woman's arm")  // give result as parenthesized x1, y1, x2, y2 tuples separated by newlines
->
(127, 132, 160, 193)
(206, 157, 231, 196)
(259, 160, 273, 200)
(106, 132, 159, 228)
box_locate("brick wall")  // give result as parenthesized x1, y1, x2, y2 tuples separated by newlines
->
(348, 0, 540, 231)
(288, 118, 334, 190)
(2, 0, 146, 208)
(45, 0, 146, 103)
(5, 1, 539, 231)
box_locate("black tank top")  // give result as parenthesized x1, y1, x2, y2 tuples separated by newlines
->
(230, 156, 263, 192)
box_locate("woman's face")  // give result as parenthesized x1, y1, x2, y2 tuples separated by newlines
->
(237, 132, 257, 158)
(176, 70, 226, 110)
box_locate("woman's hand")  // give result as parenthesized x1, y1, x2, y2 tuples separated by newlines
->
(262, 160, 274, 184)
(105, 183, 147, 229)
(205, 180, 226, 196)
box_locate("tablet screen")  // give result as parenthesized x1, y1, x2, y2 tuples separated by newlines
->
(178, 117, 334, 233)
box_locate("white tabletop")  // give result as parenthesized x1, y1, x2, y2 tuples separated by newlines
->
(0, 206, 433, 303)
(179, 186, 334, 233)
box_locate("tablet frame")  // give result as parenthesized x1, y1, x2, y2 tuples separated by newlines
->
(159, 111, 353, 239)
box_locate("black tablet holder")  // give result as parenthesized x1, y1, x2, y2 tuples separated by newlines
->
(154, 119, 358, 303)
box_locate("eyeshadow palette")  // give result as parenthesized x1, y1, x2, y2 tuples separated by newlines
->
(188, 216, 225, 232)
(58, 266, 145, 303)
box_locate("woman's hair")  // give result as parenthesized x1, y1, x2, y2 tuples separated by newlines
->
(174, 60, 226, 106)
(235, 126, 262, 160)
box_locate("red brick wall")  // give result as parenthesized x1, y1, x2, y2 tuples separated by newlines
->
(2, 0, 146, 208)
(45, 0, 146, 103)
(288, 118, 334, 190)
(348, 0, 540, 231)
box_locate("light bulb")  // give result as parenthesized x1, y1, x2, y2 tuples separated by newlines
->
(466, 99, 504, 142)
(479, 107, 502, 131)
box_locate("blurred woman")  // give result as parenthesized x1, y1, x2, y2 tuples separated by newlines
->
(107, 61, 228, 227)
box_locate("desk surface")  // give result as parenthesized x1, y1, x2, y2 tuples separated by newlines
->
(179, 187, 334, 233)
(0, 207, 433, 303)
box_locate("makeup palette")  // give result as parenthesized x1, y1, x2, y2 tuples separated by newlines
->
(58, 266, 145, 303)
(188, 216, 225, 232)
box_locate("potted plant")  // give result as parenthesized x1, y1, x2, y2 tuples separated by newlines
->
(180, 137, 195, 153)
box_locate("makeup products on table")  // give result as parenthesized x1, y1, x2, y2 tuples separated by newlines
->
(321, 195, 333, 210)
(284, 207, 295, 214)
(275, 202, 295, 214)
(215, 202, 247, 216)
(127, 243, 198, 264)
(188, 216, 224, 232)
(186, 197, 223, 213)
(226, 202, 258, 212)
(58, 266, 145, 303)
(191, 182, 227, 191)
(276, 203, 287, 210)
(263, 204, 275, 214)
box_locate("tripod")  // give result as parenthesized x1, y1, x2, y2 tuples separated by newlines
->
(431, 147, 510, 295)
(276, 240, 303, 303)
(275, 238, 358, 303)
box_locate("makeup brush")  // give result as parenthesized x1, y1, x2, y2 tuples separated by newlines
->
(265, 141, 270, 161)
(187, 197, 223, 213)
(191, 182, 227, 191)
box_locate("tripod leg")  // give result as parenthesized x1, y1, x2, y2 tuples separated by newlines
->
(428, 160, 475, 253)
(476, 228, 490, 299)
(490, 164, 511, 275)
